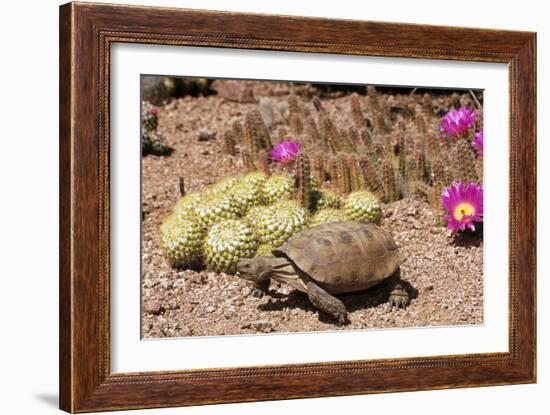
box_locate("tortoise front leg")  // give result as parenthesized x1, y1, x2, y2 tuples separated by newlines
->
(387, 272, 410, 309)
(306, 281, 348, 325)
(250, 279, 270, 298)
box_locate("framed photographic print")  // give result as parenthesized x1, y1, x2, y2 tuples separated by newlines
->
(59, 2, 536, 412)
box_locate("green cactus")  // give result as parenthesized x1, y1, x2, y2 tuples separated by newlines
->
(241, 149, 255, 172)
(255, 244, 275, 257)
(204, 176, 239, 196)
(248, 200, 307, 247)
(304, 115, 321, 143)
(290, 113, 304, 135)
(347, 154, 362, 191)
(257, 149, 271, 176)
(244, 110, 272, 160)
(314, 188, 340, 210)
(194, 192, 240, 228)
(311, 153, 326, 186)
(172, 192, 202, 222)
(232, 120, 245, 144)
(344, 191, 382, 223)
(336, 154, 352, 194)
(231, 181, 263, 215)
(452, 139, 478, 184)
(243, 171, 268, 189)
(262, 174, 295, 205)
(160, 216, 204, 268)
(382, 158, 399, 202)
(309, 208, 349, 226)
(141, 101, 171, 156)
(350, 94, 365, 129)
(358, 154, 382, 195)
(294, 153, 314, 210)
(204, 219, 258, 274)
(223, 130, 237, 156)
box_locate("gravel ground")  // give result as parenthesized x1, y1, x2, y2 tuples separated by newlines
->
(141, 88, 483, 338)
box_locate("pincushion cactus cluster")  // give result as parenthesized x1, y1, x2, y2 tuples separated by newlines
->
(309, 208, 349, 226)
(160, 216, 204, 268)
(161, 166, 384, 272)
(344, 191, 382, 224)
(262, 174, 295, 204)
(246, 200, 307, 247)
(205, 220, 259, 273)
(141, 101, 171, 156)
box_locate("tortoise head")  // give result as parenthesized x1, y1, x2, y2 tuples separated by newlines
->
(236, 257, 274, 283)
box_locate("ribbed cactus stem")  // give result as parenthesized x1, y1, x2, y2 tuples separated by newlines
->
(452, 139, 478, 183)
(312, 97, 325, 113)
(358, 154, 382, 194)
(350, 94, 365, 128)
(294, 153, 313, 210)
(288, 94, 302, 118)
(312, 153, 325, 185)
(289, 113, 304, 135)
(318, 112, 342, 153)
(382, 158, 398, 202)
(257, 150, 271, 176)
(415, 114, 427, 135)
(347, 155, 362, 191)
(326, 155, 338, 186)
(232, 120, 245, 144)
(244, 110, 272, 159)
(375, 113, 388, 134)
(304, 115, 321, 145)
(241, 149, 255, 172)
(336, 154, 352, 194)
(347, 126, 362, 148)
(431, 158, 447, 186)
(223, 130, 237, 156)
(425, 135, 441, 162)
(360, 128, 372, 147)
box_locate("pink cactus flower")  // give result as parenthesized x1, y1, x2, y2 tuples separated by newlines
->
(440, 107, 478, 138)
(147, 105, 159, 116)
(270, 140, 301, 165)
(441, 182, 483, 233)
(472, 130, 483, 158)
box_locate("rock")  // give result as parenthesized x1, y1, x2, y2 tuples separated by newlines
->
(205, 305, 216, 313)
(198, 131, 216, 141)
(241, 286, 251, 297)
(241, 320, 274, 333)
(188, 273, 206, 284)
(143, 300, 165, 315)
(182, 302, 195, 313)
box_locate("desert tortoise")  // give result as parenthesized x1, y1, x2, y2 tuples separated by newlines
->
(236, 221, 409, 324)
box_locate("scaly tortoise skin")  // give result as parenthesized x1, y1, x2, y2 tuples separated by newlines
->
(236, 221, 410, 325)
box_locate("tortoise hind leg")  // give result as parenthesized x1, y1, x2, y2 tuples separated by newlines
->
(387, 272, 410, 309)
(306, 281, 348, 325)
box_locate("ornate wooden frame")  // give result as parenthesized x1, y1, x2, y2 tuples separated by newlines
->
(59, 2, 536, 412)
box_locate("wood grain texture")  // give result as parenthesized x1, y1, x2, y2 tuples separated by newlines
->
(59, 2, 537, 413)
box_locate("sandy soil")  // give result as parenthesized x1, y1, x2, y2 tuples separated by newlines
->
(141, 89, 483, 338)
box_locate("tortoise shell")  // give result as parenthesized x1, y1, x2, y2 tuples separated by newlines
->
(273, 221, 405, 294)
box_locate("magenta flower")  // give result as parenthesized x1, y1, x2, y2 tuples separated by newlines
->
(440, 107, 478, 138)
(441, 182, 483, 233)
(270, 140, 301, 164)
(472, 130, 483, 158)
(147, 105, 159, 116)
